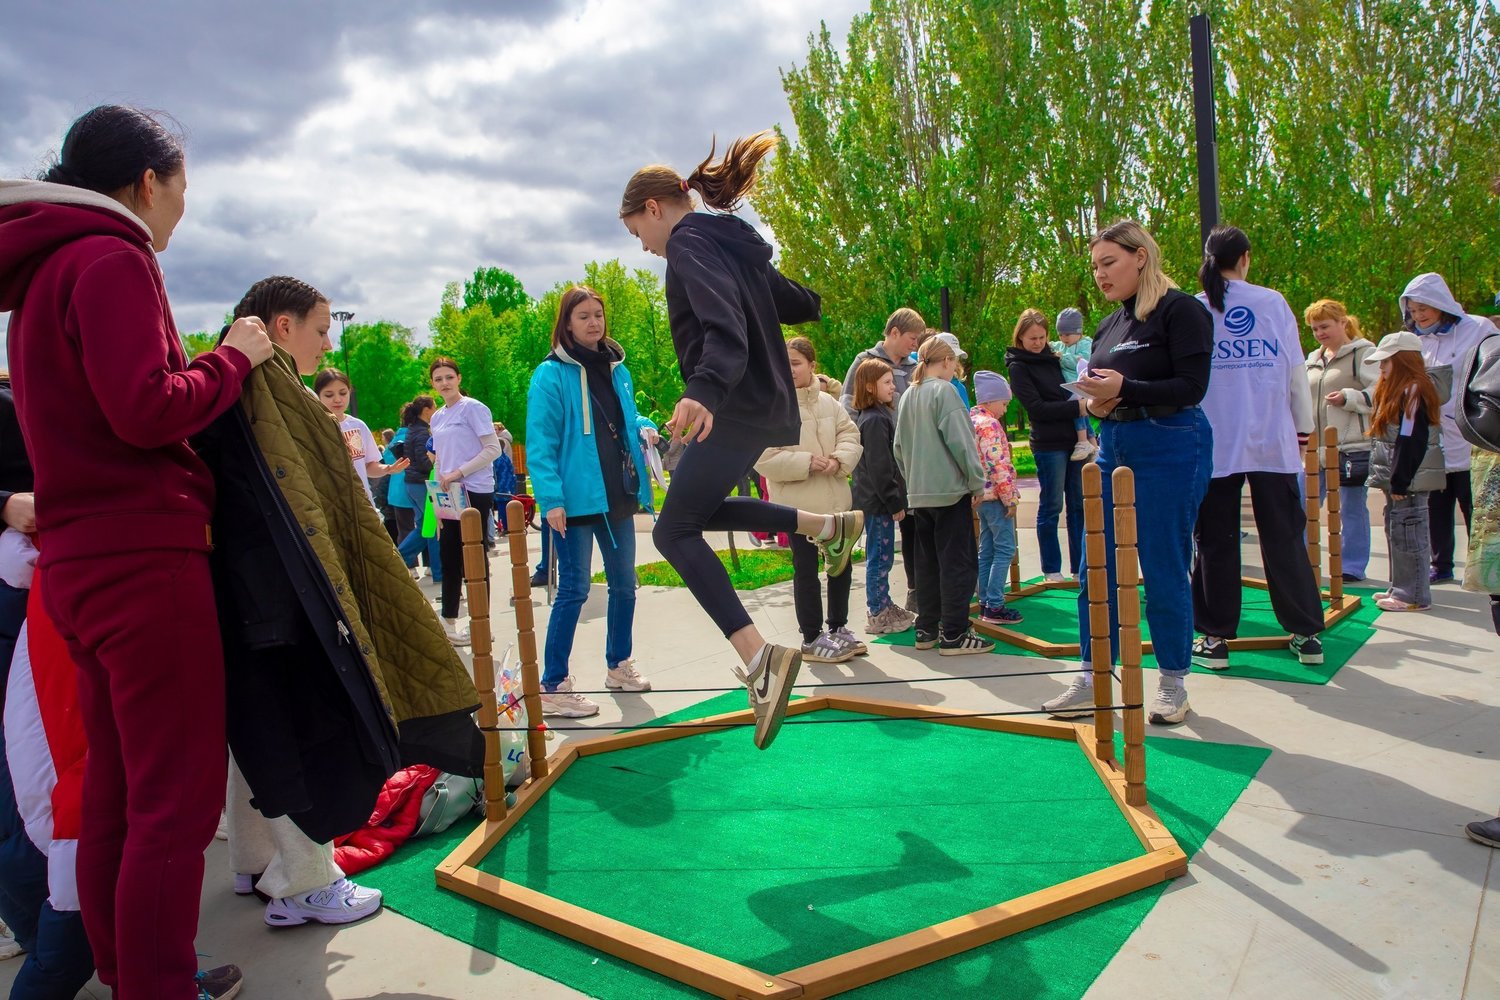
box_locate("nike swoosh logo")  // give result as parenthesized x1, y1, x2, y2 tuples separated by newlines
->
(754, 662, 774, 700)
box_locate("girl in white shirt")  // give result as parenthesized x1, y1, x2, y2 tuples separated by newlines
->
(314, 368, 407, 507)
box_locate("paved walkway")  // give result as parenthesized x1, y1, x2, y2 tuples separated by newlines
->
(5, 489, 1497, 999)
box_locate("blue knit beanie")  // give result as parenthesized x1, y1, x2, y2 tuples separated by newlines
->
(973, 370, 1012, 404)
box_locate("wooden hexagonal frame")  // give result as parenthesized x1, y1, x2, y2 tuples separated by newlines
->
(438, 484, 1186, 999)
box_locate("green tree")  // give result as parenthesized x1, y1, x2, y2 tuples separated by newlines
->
(180, 330, 219, 358)
(320, 320, 425, 431)
(463, 266, 531, 316)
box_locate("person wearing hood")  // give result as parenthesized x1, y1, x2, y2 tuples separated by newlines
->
(1189, 226, 1325, 672)
(1006, 308, 1086, 582)
(1400, 273, 1493, 582)
(0, 105, 273, 1000)
(840, 307, 924, 611)
(620, 132, 859, 751)
(525, 286, 657, 718)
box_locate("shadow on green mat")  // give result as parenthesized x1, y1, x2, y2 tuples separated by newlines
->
(358, 691, 1270, 999)
(875, 583, 1385, 685)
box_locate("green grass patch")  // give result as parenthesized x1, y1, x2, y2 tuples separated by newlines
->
(596, 546, 863, 589)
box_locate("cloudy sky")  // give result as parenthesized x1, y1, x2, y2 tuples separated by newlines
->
(1, 0, 866, 349)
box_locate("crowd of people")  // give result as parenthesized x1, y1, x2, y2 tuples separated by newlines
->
(0, 103, 1497, 1000)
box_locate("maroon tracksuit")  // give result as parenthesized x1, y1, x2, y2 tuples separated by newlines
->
(0, 182, 252, 1000)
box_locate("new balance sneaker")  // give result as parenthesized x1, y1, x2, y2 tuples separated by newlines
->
(1191, 635, 1230, 671)
(815, 511, 865, 578)
(1375, 595, 1430, 612)
(196, 964, 244, 1000)
(1289, 634, 1324, 665)
(734, 643, 803, 750)
(1148, 683, 1191, 726)
(914, 629, 939, 650)
(979, 604, 1023, 625)
(264, 878, 382, 927)
(939, 630, 996, 656)
(1043, 672, 1095, 718)
(605, 659, 652, 692)
(443, 617, 470, 646)
(1466, 816, 1500, 848)
(540, 677, 601, 718)
(829, 626, 869, 656)
(802, 632, 856, 664)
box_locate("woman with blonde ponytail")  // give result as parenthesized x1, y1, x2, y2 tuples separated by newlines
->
(619, 133, 860, 751)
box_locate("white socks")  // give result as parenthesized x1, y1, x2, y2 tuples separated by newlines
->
(812, 515, 836, 542)
(1160, 674, 1185, 691)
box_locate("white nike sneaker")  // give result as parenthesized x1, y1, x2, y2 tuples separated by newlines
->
(264, 878, 382, 927)
(733, 643, 803, 750)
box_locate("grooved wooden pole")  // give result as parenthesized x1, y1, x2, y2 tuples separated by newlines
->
(1082, 463, 1114, 763)
(1323, 426, 1344, 603)
(1112, 468, 1147, 808)
(1304, 435, 1322, 592)
(1010, 550, 1022, 595)
(506, 500, 548, 780)
(461, 508, 507, 820)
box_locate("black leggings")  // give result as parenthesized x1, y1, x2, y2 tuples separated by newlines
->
(789, 533, 851, 642)
(438, 490, 495, 619)
(653, 438, 800, 637)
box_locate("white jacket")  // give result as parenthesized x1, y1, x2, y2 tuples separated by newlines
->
(755, 384, 863, 514)
(1306, 339, 1378, 452)
(1400, 273, 1492, 471)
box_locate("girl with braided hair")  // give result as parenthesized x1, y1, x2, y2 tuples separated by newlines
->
(0, 105, 273, 1000)
(619, 133, 860, 750)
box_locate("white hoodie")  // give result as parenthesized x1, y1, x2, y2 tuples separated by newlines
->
(1399, 273, 1491, 472)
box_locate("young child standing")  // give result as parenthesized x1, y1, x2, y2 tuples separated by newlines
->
(970, 371, 1023, 625)
(894, 337, 995, 655)
(1366, 332, 1447, 612)
(850, 358, 916, 635)
(756, 338, 865, 662)
(1054, 307, 1097, 461)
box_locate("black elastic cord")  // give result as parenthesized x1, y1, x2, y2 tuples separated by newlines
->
(479, 704, 1145, 733)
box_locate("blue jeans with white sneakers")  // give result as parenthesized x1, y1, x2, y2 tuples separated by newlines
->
(543, 515, 637, 691)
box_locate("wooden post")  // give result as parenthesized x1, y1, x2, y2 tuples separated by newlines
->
(506, 501, 549, 780)
(1112, 468, 1147, 808)
(1304, 435, 1322, 592)
(1009, 551, 1022, 595)
(462, 508, 507, 821)
(1082, 463, 1114, 763)
(1323, 426, 1343, 603)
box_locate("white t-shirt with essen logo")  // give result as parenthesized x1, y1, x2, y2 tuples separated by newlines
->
(1196, 281, 1306, 476)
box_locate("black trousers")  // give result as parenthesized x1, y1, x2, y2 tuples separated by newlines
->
(1192, 472, 1324, 639)
(789, 533, 852, 642)
(439, 490, 495, 619)
(652, 438, 800, 637)
(911, 497, 978, 639)
(899, 513, 916, 601)
(1428, 470, 1473, 577)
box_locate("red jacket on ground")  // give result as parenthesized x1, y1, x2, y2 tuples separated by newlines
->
(333, 765, 441, 876)
(0, 180, 252, 564)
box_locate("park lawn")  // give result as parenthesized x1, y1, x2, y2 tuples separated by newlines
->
(595, 545, 864, 589)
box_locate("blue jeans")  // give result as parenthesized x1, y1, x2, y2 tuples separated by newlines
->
(976, 501, 1018, 608)
(864, 513, 897, 616)
(396, 481, 441, 581)
(1076, 408, 1213, 677)
(1034, 449, 1084, 575)
(543, 515, 637, 690)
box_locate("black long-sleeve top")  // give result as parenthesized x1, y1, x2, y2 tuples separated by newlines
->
(1004, 346, 1079, 453)
(851, 404, 906, 515)
(1390, 407, 1431, 496)
(399, 420, 434, 482)
(1089, 289, 1213, 407)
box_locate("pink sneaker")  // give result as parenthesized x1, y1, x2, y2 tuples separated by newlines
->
(1375, 595, 1429, 612)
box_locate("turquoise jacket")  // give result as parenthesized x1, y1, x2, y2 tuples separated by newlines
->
(525, 339, 656, 521)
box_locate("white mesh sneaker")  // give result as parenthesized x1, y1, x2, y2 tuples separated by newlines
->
(540, 677, 600, 718)
(443, 617, 470, 646)
(263, 878, 382, 927)
(1148, 683, 1191, 726)
(1043, 673, 1095, 718)
(605, 659, 652, 692)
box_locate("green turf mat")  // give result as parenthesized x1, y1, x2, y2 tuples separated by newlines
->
(875, 583, 1383, 685)
(359, 691, 1270, 998)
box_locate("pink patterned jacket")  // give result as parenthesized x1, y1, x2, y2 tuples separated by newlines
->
(969, 406, 1021, 506)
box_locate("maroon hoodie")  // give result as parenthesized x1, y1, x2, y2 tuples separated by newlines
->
(0, 180, 252, 564)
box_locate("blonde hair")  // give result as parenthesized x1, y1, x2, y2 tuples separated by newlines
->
(619, 132, 778, 217)
(884, 307, 926, 338)
(1090, 220, 1177, 321)
(1303, 298, 1365, 341)
(911, 335, 957, 385)
(1012, 308, 1048, 347)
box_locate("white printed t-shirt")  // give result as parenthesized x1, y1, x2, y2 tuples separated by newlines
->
(1196, 281, 1307, 476)
(339, 415, 381, 506)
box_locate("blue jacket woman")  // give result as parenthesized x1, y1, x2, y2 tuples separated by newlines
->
(526, 286, 656, 718)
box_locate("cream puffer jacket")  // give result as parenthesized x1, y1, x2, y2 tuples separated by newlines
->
(1306, 339, 1378, 452)
(755, 383, 864, 515)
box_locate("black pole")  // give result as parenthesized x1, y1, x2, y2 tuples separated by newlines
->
(1190, 14, 1220, 248)
(940, 286, 951, 331)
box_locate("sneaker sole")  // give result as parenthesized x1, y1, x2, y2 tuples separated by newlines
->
(1044, 705, 1094, 719)
(939, 644, 996, 656)
(540, 703, 601, 718)
(752, 646, 804, 750)
(980, 617, 1024, 626)
(1295, 653, 1325, 665)
(914, 639, 938, 650)
(1466, 826, 1500, 848)
(1148, 703, 1191, 726)
(207, 983, 244, 1000)
(604, 680, 653, 692)
(802, 650, 856, 663)
(1192, 657, 1231, 671)
(265, 900, 383, 928)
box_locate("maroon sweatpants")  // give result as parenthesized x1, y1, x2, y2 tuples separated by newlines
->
(41, 549, 226, 1000)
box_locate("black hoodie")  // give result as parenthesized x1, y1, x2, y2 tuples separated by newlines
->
(665, 213, 821, 450)
(1005, 345, 1079, 453)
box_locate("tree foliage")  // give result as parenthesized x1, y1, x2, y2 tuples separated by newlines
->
(756, 0, 1500, 385)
